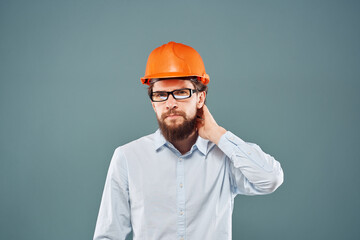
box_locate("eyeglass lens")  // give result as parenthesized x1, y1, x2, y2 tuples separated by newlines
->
(151, 89, 192, 102)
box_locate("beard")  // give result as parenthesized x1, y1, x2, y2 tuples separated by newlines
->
(157, 109, 197, 143)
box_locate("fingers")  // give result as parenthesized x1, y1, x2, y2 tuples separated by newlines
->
(202, 105, 215, 123)
(202, 105, 212, 118)
(202, 104, 209, 114)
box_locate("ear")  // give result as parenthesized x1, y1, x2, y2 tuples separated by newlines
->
(196, 91, 206, 109)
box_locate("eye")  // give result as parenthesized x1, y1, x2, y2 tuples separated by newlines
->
(174, 89, 190, 96)
(152, 92, 168, 100)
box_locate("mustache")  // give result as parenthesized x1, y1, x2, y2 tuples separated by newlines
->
(161, 109, 187, 120)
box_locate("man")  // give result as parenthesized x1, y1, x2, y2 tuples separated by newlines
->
(93, 41, 284, 240)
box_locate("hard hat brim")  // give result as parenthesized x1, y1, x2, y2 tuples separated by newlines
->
(141, 72, 209, 85)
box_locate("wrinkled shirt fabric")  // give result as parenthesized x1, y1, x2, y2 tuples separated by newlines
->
(94, 130, 284, 240)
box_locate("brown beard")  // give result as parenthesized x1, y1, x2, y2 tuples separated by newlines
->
(157, 109, 197, 143)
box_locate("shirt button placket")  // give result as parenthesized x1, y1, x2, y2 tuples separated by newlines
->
(177, 157, 186, 239)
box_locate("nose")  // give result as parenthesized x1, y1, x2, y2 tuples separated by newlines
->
(165, 94, 178, 110)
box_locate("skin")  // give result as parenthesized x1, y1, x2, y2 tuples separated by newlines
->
(151, 79, 227, 154)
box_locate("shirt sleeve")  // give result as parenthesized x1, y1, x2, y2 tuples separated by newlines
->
(217, 131, 284, 196)
(93, 148, 132, 240)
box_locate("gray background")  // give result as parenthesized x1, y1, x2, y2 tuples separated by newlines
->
(1, 0, 359, 239)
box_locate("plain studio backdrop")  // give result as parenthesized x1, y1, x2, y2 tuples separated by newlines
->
(0, 0, 359, 239)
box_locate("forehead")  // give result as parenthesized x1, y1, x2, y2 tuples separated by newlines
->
(152, 79, 194, 91)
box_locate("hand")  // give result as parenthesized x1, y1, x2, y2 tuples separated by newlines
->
(196, 105, 227, 145)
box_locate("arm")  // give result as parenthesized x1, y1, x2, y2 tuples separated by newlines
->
(197, 105, 284, 195)
(218, 131, 283, 195)
(93, 148, 132, 240)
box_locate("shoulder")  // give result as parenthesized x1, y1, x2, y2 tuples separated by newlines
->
(114, 131, 156, 154)
(108, 131, 156, 167)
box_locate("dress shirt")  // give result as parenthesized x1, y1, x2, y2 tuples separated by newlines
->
(93, 130, 283, 240)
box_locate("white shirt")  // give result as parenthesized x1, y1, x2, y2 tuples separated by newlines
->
(94, 130, 284, 240)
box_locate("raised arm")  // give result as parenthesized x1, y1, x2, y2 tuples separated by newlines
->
(197, 105, 284, 195)
(218, 132, 283, 195)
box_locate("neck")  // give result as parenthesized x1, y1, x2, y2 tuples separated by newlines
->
(171, 131, 198, 155)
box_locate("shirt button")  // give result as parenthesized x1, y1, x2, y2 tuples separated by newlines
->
(180, 238, 184, 240)
(179, 158, 183, 162)
(179, 183, 183, 188)
(180, 210, 184, 215)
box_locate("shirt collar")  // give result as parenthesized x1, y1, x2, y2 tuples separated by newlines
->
(154, 129, 209, 156)
(154, 129, 167, 150)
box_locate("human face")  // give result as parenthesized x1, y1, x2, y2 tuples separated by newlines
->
(151, 79, 206, 141)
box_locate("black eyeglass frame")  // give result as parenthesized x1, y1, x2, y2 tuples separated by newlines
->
(150, 88, 198, 102)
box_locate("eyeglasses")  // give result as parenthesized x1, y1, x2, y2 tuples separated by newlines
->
(150, 88, 197, 102)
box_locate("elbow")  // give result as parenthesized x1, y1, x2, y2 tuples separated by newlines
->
(267, 168, 284, 193)
(253, 169, 284, 195)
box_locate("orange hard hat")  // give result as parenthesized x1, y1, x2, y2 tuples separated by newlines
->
(141, 41, 210, 85)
